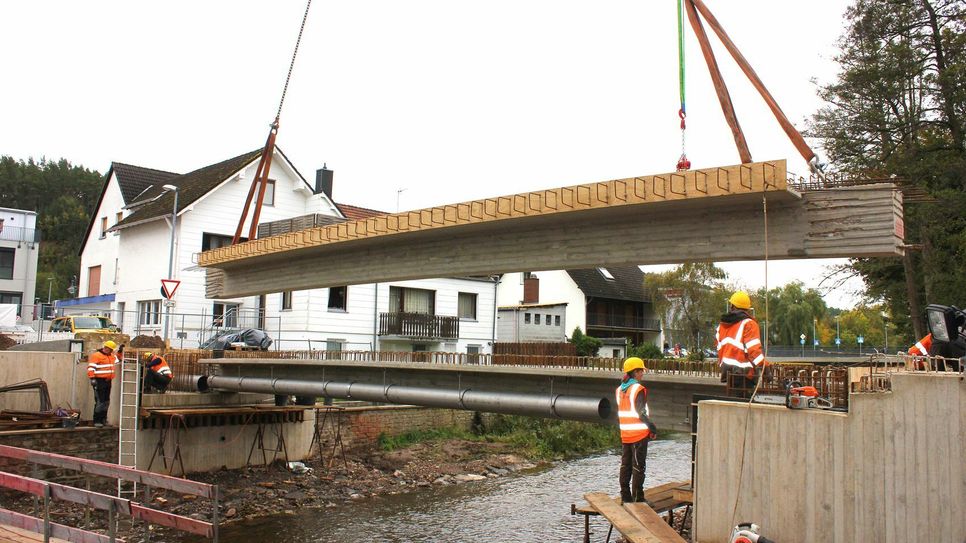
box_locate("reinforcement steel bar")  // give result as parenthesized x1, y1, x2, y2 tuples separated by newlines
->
(194, 375, 611, 423)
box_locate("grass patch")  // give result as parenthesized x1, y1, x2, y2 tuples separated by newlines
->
(377, 427, 479, 452)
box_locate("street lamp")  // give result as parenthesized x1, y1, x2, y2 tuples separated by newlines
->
(161, 184, 179, 343)
(812, 318, 817, 353)
(835, 316, 840, 351)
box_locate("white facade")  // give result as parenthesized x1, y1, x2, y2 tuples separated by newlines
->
(497, 302, 568, 343)
(496, 271, 586, 336)
(73, 150, 496, 353)
(0, 207, 39, 322)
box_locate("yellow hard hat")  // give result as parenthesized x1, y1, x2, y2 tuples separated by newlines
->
(103, 340, 118, 350)
(623, 357, 646, 373)
(729, 291, 752, 310)
(143, 352, 153, 360)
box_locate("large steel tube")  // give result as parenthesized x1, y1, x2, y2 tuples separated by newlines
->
(194, 375, 611, 423)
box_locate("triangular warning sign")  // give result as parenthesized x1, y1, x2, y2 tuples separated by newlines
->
(161, 279, 181, 299)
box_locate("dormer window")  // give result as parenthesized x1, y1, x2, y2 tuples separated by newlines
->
(597, 267, 615, 280)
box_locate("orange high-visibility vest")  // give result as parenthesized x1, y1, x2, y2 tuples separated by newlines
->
(616, 382, 651, 444)
(909, 334, 932, 356)
(716, 316, 765, 376)
(150, 356, 173, 378)
(87, 350, 118, 379)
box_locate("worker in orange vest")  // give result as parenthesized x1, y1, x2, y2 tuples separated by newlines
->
(716, 291, 766, 396)
(87, 340, 123, 427)
(142, 352, 173, 394)
(616, 357, 657, 504)
(908, 333, 932, 357)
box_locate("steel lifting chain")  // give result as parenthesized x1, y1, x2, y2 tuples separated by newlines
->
(276, 0, 313, 123)
(675, 0, 691, 171)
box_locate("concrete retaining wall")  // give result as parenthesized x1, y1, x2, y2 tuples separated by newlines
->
(694, 373, 966, 543)
(0, 351, 102, 423)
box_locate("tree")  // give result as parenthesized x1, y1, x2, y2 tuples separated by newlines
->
(0, 156, 104, 300)
(569, 327, 602, 357)
(808, 0, 966, 339)
(645, 262, 730, 351)
(755, 282, 828, 345)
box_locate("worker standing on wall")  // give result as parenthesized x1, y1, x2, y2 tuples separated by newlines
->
(142, 351, 173, 394)
(87, 340, 122, 427)
(616, 357, 657, 503)
(716, 291, 766, 397)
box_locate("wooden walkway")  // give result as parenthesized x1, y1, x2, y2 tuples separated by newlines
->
(573, 481, 692, 543)
(0, 524, 71, 543)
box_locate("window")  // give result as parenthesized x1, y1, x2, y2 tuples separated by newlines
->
(281, 291, 293, 311)
(87, 266, 101, 297)
(546, 315, 551, 326)
(534, 313, 541, 324)
(325, 339, 344, 352)
(388, 286, 435, 314)
(597, 267, 615, 280)
(613, 349, 621, 358)
(115, 212, 123, 225)
(0, 292, 22, 315)
(202, 233, 244, 251)
(99, 217, 108, 239)
(524, 313, 531, 324)
(0, 248, 13, 280)
(328, 286, 348, 311)
(555, 315, 561, 326)
(212, 302, 239, 327)
(263, 180, 276, 206)
(466, 345, 481, 364)
(138, 300, 162, 326)
(458, 292, 477, 320)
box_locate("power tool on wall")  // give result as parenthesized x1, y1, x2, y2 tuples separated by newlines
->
(784, 381, 834, 410)
(730, 522, 776, 543)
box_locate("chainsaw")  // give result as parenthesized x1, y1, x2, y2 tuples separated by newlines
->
(784, 381, 834, 410)
(730, 522, 775, 543)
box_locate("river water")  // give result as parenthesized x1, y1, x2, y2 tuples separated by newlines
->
(193, 435, 691, 542)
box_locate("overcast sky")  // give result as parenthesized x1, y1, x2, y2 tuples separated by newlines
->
(1, 1, 867, 308)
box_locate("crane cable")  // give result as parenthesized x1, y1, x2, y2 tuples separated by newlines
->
(276, 0, 313, 124)
(676, 0, 691, 171)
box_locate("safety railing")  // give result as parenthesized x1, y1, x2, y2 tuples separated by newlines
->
(0, 444, 219, 542)
(378, 312, 460, 340)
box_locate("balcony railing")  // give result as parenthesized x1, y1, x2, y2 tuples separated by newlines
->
(0, 226, 41, 244)
(586, 313, 661, 330)
(378, 312, 459, 340)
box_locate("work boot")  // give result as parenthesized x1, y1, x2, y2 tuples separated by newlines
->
(94, 422, 104, 428)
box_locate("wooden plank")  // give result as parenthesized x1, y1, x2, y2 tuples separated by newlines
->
(584, 492, 660, 543)
(623, 502, 687, 543)
(573, 481, 691, 515)
(130, 504, 213, 538)
(0, 445, 214, 498)
(0, 509, 119, 543)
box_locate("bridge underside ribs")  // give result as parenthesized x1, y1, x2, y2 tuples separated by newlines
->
(201, 160, 903, 299)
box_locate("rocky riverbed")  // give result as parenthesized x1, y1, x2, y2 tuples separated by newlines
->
(6, 439, 545, 542)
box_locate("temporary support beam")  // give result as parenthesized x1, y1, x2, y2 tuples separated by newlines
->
(201, 160, 903, 299)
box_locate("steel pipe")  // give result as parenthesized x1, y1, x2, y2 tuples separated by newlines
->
(192, 375, 611, 423)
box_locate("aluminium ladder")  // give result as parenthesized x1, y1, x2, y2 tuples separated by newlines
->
(117, 350, 141, 498)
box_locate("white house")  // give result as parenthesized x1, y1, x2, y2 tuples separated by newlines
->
(496, 267, 661, 355)
(68, 148, 496, 354)
(0, 207, 40, 322)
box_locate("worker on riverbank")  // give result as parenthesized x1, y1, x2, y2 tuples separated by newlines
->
(87, 340, 122, 427)
(142, 352, 173, 393)
(616, 357, 657, 504)
(716, 291, 766, 397)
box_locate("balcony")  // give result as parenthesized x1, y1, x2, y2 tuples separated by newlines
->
(0, 226, 41, 244)
(379, 312, 459, 340)
(586, 313, 661, 331)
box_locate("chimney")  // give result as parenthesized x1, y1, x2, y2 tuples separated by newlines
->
(523, 274, 539, 304)
(315, 165, 333, 198)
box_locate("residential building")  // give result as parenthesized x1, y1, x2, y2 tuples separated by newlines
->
(497, 302, 568, 343)
(0, 207, 40, 321)
(496, 267, 660, 352)
(68, 149, 496, 353)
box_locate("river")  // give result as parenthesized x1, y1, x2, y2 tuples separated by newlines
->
(188, 435, 691, 542)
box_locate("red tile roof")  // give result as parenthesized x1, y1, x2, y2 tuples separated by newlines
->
(336, 203, 387, 221)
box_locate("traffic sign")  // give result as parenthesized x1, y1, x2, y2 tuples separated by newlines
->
(800, 333, 806, 340)
(161, 279, 181, 299)
(813, 339, 819, 346)
(800, 338, 805, 345)
(857, 335, 864, 344)
(835, 337, 841, 345)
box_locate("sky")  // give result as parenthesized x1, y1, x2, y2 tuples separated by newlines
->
(1, 1, 868, 308)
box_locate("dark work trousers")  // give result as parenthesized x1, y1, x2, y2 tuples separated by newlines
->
(619, 438, 649, 503)
(143, 370, 172, 393)
(92, 378, 112, 425)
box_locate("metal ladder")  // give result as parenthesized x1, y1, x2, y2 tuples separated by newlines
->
(117, 350, 141, 498)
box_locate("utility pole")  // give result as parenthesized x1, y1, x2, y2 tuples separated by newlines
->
(162, 185, 179, 344)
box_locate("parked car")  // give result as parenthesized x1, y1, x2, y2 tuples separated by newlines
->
(48, 315, 120, 333)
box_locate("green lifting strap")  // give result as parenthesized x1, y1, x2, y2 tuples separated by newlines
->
(677, 0, 686, 115)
